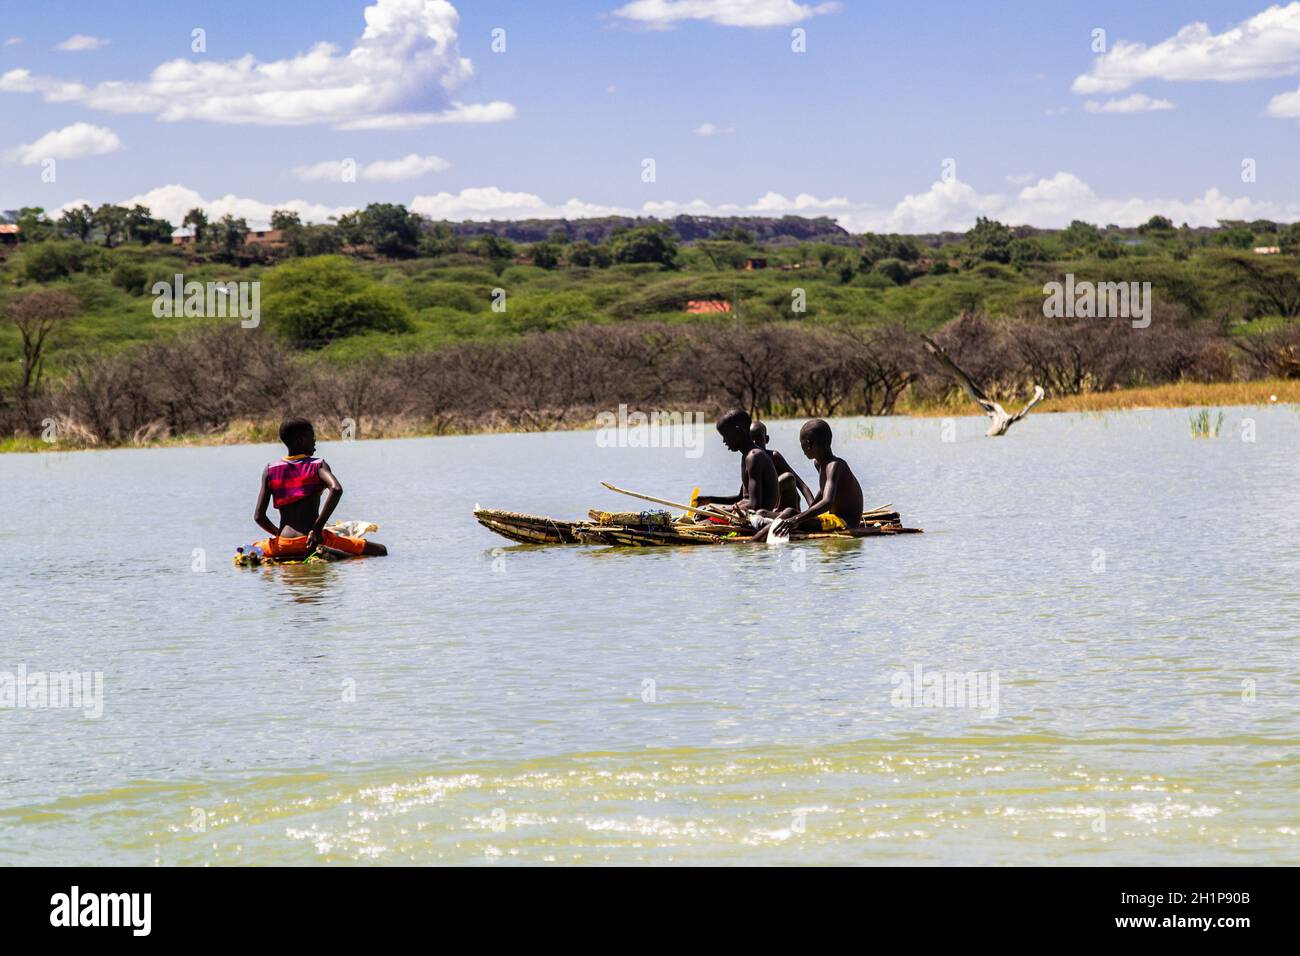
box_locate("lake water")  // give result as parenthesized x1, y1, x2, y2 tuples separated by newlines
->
(2, 407, 1297, 866)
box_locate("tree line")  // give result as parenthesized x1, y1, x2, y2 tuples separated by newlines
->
(4, 309, 1296, 447)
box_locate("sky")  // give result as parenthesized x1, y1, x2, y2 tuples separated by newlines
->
(3, 0, 1300, 232)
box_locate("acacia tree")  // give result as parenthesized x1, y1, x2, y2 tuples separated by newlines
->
(58, 205, 95, 242)
(182, 208, 210, 244)
(124, 204, 173, 244)
(610, 225, 678, 267)
(2, 289, 80, 419)
(93, 204, 128, 247)
(213, 215, 250, 261)
(16, 207, 55, 242)
(1222, 253, 1300, 319)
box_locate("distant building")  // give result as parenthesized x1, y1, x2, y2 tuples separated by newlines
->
(743, 257, 767, 270)
(0, 224, 20, 256)
(685, 299, 732, 314)
(171, 227, 286, 249)
(246, 228, 286, 249)
(1253, 246, 1281, 255)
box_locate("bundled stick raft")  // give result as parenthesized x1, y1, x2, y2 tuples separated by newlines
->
(474, 504, 922, 548)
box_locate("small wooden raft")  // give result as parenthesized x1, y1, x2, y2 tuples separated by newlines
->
(474, 507, 922, 548)
(473, 508, 581, 545)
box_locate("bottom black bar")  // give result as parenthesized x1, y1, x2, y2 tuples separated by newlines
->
(0, 866, 1283, 941)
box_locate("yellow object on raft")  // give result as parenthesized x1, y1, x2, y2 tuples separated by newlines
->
(592, 510, 672, 527)
(817, 513, 848, 531)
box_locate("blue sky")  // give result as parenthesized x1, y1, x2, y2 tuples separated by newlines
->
(3, 0, 1300, 231)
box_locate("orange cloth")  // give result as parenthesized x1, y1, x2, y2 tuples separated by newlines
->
(254, 529, 367, 557)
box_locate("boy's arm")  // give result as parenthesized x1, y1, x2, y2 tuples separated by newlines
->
(736, 449, 768, 512)
(696, 492, 742, 505)
(774, 462, 838, 535)
(253, 466, 280, 537)
(696, 481, 743, 506)
(773, 451, 815, 505)
(307, 462, 343, 549)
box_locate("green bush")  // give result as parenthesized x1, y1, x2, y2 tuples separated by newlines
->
(506, 290, 599, 332)
(263, 256, 412, 348)
(19, 241, 109, 283)
(110, 263, 150, 296)
(873, 258, 910, 285)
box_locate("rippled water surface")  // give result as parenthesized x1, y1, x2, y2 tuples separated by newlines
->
(2, 407, 1297, 865)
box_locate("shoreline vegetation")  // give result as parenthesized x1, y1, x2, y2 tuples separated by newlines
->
(3, 206, 1300, 453)
(3, 378, 1295, 454)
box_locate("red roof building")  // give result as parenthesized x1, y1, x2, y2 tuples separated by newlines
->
(0, 224, 20, 255)
(685, 299, 732, 314)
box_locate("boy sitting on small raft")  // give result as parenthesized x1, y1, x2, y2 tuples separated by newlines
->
(751, 419, 863, 541)
(693, 409, 780, 517)
(750, 419, 814, 512)
(248, 418, 388, 560)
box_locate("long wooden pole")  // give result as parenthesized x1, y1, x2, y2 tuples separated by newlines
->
(603, 482, 896, 526)
(600, 482, 741, 524)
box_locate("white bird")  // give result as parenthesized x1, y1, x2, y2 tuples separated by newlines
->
(921, 335, 1045, 437)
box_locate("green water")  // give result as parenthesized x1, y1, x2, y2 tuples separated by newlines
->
(1, 408, 1297, 865)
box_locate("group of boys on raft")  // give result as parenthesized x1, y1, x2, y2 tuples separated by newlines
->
(249, 409, 863, 558)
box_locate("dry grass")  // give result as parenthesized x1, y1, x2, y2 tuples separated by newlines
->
(6, 379, 1299, 455)
(900, 378, 1300, 417)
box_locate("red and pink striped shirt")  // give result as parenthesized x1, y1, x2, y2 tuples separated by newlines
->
(268, 456, 324, 508)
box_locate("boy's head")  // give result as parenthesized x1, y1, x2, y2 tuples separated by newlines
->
(716, 408, 752, 452)
(749, 421, 769, 449)
(798, 419, 832, 460)
(279, 417, 316, 456)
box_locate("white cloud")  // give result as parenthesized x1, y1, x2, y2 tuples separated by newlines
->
(845, 172, 1300, 233)
(1084, 93, 1175, 113)
(411, 186, 628, 221)
(1266, 84, 1300, 116)
(3, 37, 22, 47)
(6, 122, 122, 164)
(2, 0, 514, 129)
(1072, 3, 1300, 94)
(613, 0, 840, 29)
(51, 174, 1300, 237)
(67, 184, 356, 230)
(292, 161, 353, 184)
(364, 154, 452, 181)
(55, 35, 109, 52)
(292, 154, 451, 183)
(693, 122, 735, 136)
(643, 191, 849, 218)
(415, 178, 1300, 232)
(1006, 172, 1037, 186)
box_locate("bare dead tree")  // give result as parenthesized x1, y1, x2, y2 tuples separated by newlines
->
(2, 289, 80, 423)
(921, 333, 1044, 436)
